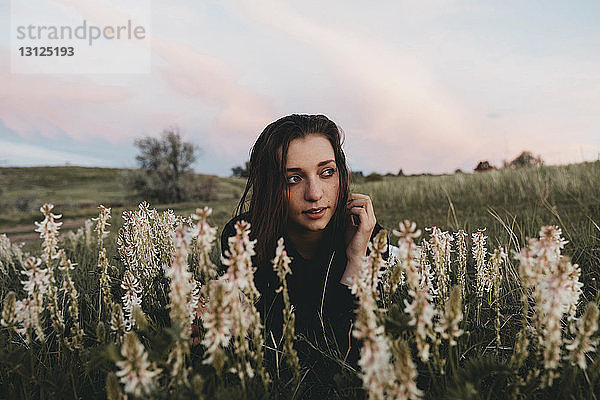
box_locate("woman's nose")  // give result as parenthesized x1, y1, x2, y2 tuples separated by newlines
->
(304, 178, 323, 201)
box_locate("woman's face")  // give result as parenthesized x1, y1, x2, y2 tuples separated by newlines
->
(284, 134, 339, 235)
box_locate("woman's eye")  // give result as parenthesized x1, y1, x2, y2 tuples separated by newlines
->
(287, 175, 301, 184)
(322, 168, 336, 177)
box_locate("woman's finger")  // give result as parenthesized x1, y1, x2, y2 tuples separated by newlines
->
(346, 199, 371, 211)
(349, 206, 373, 230)
(347, 198, 375, 222)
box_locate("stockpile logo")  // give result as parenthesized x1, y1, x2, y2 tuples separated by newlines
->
(10, 0, 151, 74)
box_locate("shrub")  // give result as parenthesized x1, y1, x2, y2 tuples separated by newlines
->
(122, 127, 200, 203)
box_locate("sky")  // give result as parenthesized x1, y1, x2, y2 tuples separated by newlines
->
(1, 0, 599, 176)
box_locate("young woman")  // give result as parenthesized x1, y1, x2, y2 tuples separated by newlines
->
(220, 114, 387, 373)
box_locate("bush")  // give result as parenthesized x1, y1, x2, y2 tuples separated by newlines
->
(365, 172, 383, 182)
(122, 127, 200, 203)
(509, 151, 544, 168)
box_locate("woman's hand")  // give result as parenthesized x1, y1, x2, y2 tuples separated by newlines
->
(341, 193, 376, 286)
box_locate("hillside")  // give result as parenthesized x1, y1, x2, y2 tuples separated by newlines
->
(1, 163, 599, 279)
(0, 166, 247, 244)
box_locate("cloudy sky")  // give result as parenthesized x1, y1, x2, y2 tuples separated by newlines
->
(1, 0, 599, 176)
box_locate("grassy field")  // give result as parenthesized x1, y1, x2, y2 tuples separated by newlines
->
(2, 163, 599, 281)
(1, 162, 600, 398)
(0, 166, 246, 246)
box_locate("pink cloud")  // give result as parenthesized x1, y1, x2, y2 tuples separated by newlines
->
(228, 1, 483, 173)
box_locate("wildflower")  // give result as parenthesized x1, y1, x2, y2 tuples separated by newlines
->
(566, 302, 599, 369)
(0, 234, 24, 275)
(1, 291, 17, 328)
(59, 251, 84, 349)
(115, 331, 162, 397)
(392, 220, 422, 293)
(201, 279, 232, 371)
(532, 225, 567, 261)
(393, 220, 422, 241)
(513, 226, 580, 387)
(94, 206, 114, 317)
(272, 237, 300, 380)
(34, 203, 62, 265)
(273, 237, 293, 283)
(165, 224, 196, 332)
(510, 329, 530, 370)
(92, 205, 111, 248)
(220, 220, 266, 383)
(391, 339, 422, 400)
(428, 227, 453, 304)
(98, 249, 114, 318)
(367, 230, 388, 293)
(121, 271, 142, 331)
(117, 204, 173, 309)
(221, 220, 258, 298)
(191, 207, 218, 281)
(395, 221, 435, 362)
(455, 230, 468, 298)
(354, 235, 395, 400)
(105, 372, 124, 400)
(354, 295, 394, 400)
(131, 305, 148, 331)
(34, 203, 64, 338)
(20, 256, 49, 342)
(14, 298, 34, 343)
(416, 246, 437, 297)
(404, 288, 435, 362)
(164, 223, 197, 383)
(472, 229, 488, 298)
(489, 248, 506, 349)
(0, 234, 10, 275)
(436, 285, 464, 347)
(564, 261, 584, 330)
(97, 321, 107, 343)
(111, 303, 126, 341)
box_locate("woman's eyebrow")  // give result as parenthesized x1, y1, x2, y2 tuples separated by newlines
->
(318, 159, 336, 167)
(286, 159, 335, 172)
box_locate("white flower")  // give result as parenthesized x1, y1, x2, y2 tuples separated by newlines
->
(115, 332, 162, 397)
(272, 237, 292, 281)
(192, 207, 218, 280)
(391, 340, 422, 400)
(472, 229, 488, 298)
(435, 285, 464, 347)
(1, 292, 17, 328)
(20, 257, 49, 342)
(221, 221, 258, 298)
(201, 279, 232, 365)
(404, 289, 435, 361)
(566, 302, 599, 370)
(121, 271, 142, 331)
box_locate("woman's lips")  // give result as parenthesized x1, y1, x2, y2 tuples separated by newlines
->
(302, 207, 327, 219)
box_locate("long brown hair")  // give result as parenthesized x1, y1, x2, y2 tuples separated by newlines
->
(235, 114, 350, 268)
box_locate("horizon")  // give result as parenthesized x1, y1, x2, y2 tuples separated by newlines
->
(2, 155, 598, 179)
(2, 1, 600, 176)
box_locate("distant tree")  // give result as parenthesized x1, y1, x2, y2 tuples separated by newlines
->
(124, 127, 203, 203)
(454, 168, 463, 174)
(474, 161, 495, 172)
(231, 161, 250, 178)
(509, 151, 543, 168)
(397, 169, 404, 176)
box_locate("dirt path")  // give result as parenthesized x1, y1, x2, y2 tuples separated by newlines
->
(1, 217, 90, 244)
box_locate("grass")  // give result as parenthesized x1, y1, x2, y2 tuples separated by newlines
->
(1, 162, 600, 398)
(2, 163, 599, 285)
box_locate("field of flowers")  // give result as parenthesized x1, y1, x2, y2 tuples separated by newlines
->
(1, 162, 600, 399)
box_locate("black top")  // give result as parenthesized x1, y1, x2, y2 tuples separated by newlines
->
(220, 212, 387, 372)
